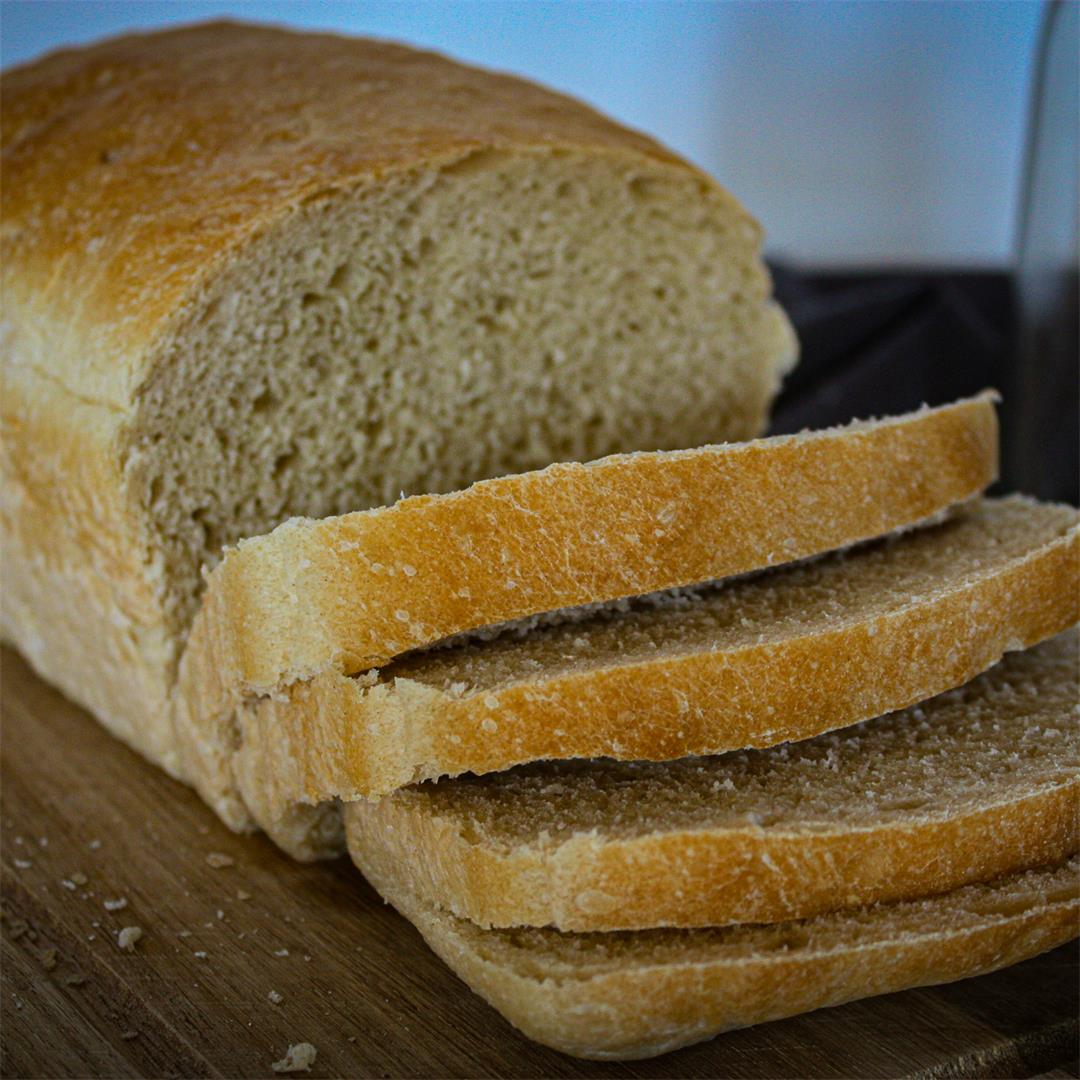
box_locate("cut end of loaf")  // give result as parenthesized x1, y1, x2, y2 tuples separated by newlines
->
(130, 148, 794, 644)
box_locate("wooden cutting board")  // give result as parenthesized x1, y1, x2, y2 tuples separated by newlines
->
(2, 646, 1077, 1079)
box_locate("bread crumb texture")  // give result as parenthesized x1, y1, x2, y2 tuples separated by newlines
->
(116, 926, 143, 952)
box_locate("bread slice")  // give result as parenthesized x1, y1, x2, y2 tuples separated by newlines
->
(178, 395, 1000, 831)
(354, 853, 1079, 1059)
(346, 630, 1079, 931)
(1, 22, 795, 779)
(232, 495, 1076, 858)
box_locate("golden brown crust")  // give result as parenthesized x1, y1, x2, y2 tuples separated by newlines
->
(454, 904, 1079, 1060)
(0, 368, 178, 767)
(188, 394, 1000, 689)
(352, 850, 1080, 1060)
(226, 495, 1078, 856)
(350, 786, 1078, 930)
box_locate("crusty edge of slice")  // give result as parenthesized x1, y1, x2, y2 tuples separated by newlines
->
(230, 501, 1077, 857)
(174, 395, 999, 829)
(343, 627, 1080, 930)
(345, 773, 1079, 932)
(188, 394, 1000, 693)
(353, 850, 1080, 1060)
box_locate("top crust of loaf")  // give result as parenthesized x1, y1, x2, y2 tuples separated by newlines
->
(1, 19, 717, 407)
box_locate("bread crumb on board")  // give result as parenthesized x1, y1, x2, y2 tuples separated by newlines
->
(117, 926, 143, 952)
(205, 852, 234, 869)
(268, 990, 284, 1005)
(272, 1043, 317, 1073)
(103, 898, 128, 911)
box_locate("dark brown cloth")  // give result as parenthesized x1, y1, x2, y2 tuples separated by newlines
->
(769, 267, 1077, 503)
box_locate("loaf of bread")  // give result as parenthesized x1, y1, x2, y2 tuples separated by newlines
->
(0, 21, 795, 779)
(235, 495, 1075, 857)
(3, 23, 1072, 1067)
(355, 850, 1079, 1059)
(346, 629, 1078, 930)
(179, 395, 1000, 836)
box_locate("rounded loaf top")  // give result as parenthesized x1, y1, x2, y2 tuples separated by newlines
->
(1, 19, 728, 399)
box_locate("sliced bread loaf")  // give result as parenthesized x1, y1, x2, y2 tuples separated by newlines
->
(353, 853, 1079, 1059)
(178, 396, 1000, 831)
(234, 496, 1076, 856)
(1, 22, 795, 779)
(346, 629, 1079, 930)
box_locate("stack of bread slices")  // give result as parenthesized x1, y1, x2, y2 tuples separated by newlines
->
(176, 393, 1078, 1059)
(3, 23, 1077, 1062)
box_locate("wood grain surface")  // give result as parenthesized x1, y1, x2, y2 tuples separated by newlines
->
(1, 646, 1077, 1079)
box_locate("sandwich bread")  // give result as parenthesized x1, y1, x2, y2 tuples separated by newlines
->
(346, 629, 1079, 930)
(2, 22, 1074, 1066)
(355, 852, 1079, 1060)
(178, 396, 1001, 837)
(240, 495, 1075, 857)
